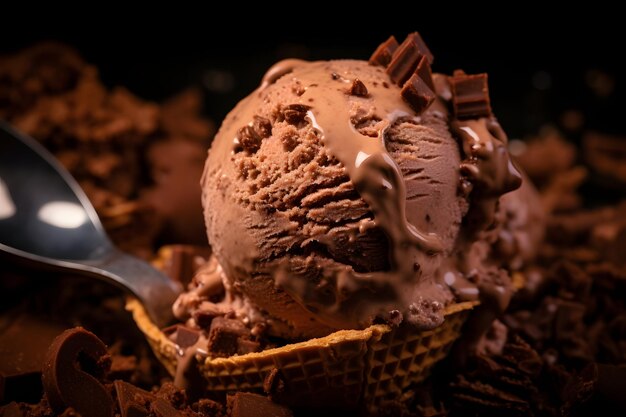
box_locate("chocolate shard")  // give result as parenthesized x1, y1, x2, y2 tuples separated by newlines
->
(369, 36, 399, 67)
(386, 36, 424, 86)
(401, 73, 436, 115)
(414, 55, 434, 91)
(407, 32, 434, 64)
(114, 380, 154, 417)
(348, 79, 369, 97)
(229, 392, 293, 417)
(450, 72, 492, 119)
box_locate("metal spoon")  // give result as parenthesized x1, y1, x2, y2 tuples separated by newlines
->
(0, 122, 180, 327)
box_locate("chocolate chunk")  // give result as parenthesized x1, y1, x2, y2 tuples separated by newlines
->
(0, 314, 65, 403)
(386, 36, 424, 86)
(282, 104, 310, 124)
(348, 79, 368, 97)
(151, 398, 184, 417)
(42, 327, 114, 417)
(415, 55, 434, 91)
(401, 73, 436, 115)
(114, 380, 153, 417)
(237, 339, 261, 355)
(407, 32, 434, 64)
(206, 317, 250, 358)
(236, 125, 262, 153)
(163, 325, 201, 349)
(229, 392, 293, 417)
(253, 116, 272, 139)
(369, 36, 399, 67)
(0, 402, 23, 417)
(450, 72, 492, 119)
(160, 245, 211, 286)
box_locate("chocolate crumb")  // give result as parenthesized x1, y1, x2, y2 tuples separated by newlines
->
(263, 368, 286, 400)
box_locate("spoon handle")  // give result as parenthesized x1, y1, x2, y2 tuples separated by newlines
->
(86, 249, 181, 328)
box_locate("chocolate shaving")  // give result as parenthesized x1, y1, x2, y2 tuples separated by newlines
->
(401, 73, 436, 116)
(450, 72, 492, 119)
(369, 36, 399, 67)
(348, 79, 369, 97)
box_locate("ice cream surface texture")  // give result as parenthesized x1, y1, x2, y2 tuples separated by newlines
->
(177, 34, 522, 340)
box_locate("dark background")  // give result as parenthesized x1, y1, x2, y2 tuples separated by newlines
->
(1, 14, 623, 139)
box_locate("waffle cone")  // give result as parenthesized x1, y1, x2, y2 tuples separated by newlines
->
(127, 298, 477, 408)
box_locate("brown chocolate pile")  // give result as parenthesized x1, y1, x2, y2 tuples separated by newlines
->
(1, 327, 292, 417)
(0, 43, 213, 257)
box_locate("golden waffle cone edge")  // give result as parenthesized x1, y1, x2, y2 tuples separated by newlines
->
(127, 298, 478, 408)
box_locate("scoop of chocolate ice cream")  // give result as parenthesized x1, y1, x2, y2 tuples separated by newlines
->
(184, 52, 521, 340)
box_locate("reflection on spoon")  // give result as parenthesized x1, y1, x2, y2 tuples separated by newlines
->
(38, 201, 88, 229)
(0, 178, 16, 220)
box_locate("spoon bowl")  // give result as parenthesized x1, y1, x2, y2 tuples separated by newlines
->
(0, 122, 180, 327)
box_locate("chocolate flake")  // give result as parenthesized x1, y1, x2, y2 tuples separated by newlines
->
(348, 79, 369, 97)
(369, 36, 399, 67)
(401, 73, 436, 115)
(450, 72, 492, 119)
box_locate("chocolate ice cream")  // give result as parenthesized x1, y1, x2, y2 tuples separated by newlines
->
(175, 33, 524, 340)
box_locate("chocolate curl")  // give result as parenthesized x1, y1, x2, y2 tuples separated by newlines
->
(450, 72, 492, 119)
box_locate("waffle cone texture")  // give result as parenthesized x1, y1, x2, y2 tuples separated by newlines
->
(127, 299, 477, 408)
